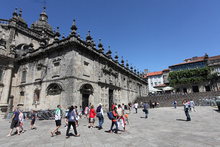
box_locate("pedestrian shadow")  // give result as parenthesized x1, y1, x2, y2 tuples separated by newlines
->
(176, 119, 187, 121)
(140, 117, 147, 119)
(214, 109, 220, 113)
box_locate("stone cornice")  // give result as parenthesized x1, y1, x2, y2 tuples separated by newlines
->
(16, 35, 147, 84)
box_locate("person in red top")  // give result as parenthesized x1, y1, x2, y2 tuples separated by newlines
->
(88, 105, 96, 128)
(111, 103, 116, 110)
(109, 107, 119, 133)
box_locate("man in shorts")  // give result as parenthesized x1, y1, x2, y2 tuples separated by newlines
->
(7, 108, 20, 136)
(51, 105, 62, 137)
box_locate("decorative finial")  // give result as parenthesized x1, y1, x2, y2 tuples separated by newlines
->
(54, 27, 60, 41)
(121, 56, 124, 65)
(126, 60, 129, 68)
(70, 19, 77, 36)
(114, 52, 119, 61)
(106, 46, 112, 58)
(13, 8, 18, 17)
(86, 30, 92, 43)
(98, 39, 104, 53)
(43, 6, 46, 12)
(19, 8, 22, 17)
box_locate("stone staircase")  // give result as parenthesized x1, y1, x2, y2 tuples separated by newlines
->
(137, 91, 220, 107)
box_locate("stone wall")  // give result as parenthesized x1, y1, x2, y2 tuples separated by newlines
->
(11, 42, 148, 111)
(136, 91, 220, 107)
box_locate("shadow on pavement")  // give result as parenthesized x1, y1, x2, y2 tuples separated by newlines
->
(214, 109, 220, 113)
(176, 119, 187, 121)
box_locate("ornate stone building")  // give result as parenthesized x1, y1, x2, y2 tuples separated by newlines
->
(0, 8, 148, 112)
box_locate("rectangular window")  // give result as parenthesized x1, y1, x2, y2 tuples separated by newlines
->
(0, 68, 2, 81)
(21, 71, 27, 83)
(84, 61, 89, 66)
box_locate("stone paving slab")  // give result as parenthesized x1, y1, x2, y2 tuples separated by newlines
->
(0, 106, 220, 147)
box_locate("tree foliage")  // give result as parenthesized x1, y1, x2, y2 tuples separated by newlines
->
(168, 67, 218, 86)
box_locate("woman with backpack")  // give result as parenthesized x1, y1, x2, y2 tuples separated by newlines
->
(109, 106, 119, 134)
(65, 106, 80, 138)
(96, 103, 104, 130)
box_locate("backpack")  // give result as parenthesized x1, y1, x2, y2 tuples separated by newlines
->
(96, 106, 101, 113)
(68, 111, 76, 122)
(107, 111, 114, 120)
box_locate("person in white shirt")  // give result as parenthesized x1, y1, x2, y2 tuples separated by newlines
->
(51, 105, 62, 137)
(183, 100, 191, 121)
(134, 102, 138, 113)
(190, 100, 196, 112)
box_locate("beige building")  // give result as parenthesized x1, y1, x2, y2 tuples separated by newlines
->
(0, 8, 148, 113)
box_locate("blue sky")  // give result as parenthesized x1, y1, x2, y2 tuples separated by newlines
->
(0, 0, 220, 72)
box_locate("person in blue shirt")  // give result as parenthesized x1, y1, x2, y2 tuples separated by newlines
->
(65, 106, 80, 138)
(7, 108, 20, 136)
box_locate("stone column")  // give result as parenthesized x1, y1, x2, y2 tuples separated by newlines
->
(0, 66, 13, 112)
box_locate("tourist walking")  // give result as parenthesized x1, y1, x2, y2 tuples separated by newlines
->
(7, 108, 20, 136)
(190, 100, 196, 112)
(74, 106, 79, 126)
(109, 107, 119, 133)
(51, 105, 62, 137)
(183, 100, 191, 121)
(173, 100, 177, 109)
(117, 104, 125, 131)
(30, 110, 37, 130)
(19, 110, 24, 133)
(65, 106, 80, 138)
(88, 105, 96, 128)
(96, 103, 104, 130)
(134, 102, 138, 113)
(143, 102, 149, 118)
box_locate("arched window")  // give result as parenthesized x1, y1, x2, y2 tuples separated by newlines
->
(47, 83, 62, 95)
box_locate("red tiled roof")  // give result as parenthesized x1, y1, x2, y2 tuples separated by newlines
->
(208, 55, 220, 61)
(169, 59, 204, 67)
(184, 56, 205, 61)
(162, 69, 170, 72)
(146, 71, 163, 77)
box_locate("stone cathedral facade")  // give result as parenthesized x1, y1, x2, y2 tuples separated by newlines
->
(0, 8, 148, 112)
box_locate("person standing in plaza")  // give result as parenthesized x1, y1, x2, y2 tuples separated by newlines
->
(134, 102, 138, 113)
(84, 106, 89, 118)
(51, 105, 62, 137)
(109, 106, 119, 133)
(65, 106, 80, 138)
(143, 102, 149, 119)
(30, 110, 37, 130)
(96, 103, 104, 130)
(7, 108, 20, 136)
(88, 105, 96, 128)
(173, 100, 177, 109)
(183, 100, 191, 121)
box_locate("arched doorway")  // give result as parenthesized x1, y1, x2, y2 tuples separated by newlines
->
(80, 84, 93, 111)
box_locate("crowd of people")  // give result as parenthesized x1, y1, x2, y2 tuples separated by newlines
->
(7, 100, 195, 138)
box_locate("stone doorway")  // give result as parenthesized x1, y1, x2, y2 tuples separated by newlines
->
(109, 89, 113, 111)
(82, 94, 89, 111)
(80, 84, 93, 111)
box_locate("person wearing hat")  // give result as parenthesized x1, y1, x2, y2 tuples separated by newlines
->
(96, 103, 104, 130)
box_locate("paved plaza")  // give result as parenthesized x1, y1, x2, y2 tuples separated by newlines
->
(0, 106, 220, 147)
